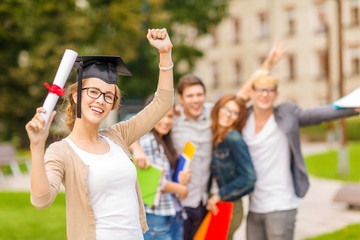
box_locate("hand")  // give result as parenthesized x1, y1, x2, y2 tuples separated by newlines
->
(130, 141, 151, 169)
(146, 28, 173, 54)
(178, 169, 191, 185)
(206, 194, 221, 215)
(25, 107, 56, 146)
(236, 41, 285, 100)
(262, 40, 287, 71)
(177, 185, 188, 200)
(133, 151, 150, 169)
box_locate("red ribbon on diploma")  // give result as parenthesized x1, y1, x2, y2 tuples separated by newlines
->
(44, 83, 66, 96)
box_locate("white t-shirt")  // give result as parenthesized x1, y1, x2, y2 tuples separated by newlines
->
(65, 136, 143, 240)
(242, 113, 299, 213)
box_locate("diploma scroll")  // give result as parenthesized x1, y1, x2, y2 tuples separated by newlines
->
(41, 49, 78, 124)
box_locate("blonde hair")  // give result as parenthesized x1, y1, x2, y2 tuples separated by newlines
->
(252, 70, 279, 89)
(65, 79, 121, 131)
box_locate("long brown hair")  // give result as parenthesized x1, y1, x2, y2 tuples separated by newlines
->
(151, 128, 178, 170)
(211, 94, 247, 147)
(144, 95, 178, 170)
(65, 79, 121, 131)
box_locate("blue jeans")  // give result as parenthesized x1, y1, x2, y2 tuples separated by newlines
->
(144, 212, 183, 240)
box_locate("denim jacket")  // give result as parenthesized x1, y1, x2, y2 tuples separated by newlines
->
(211, 130, 256, 202)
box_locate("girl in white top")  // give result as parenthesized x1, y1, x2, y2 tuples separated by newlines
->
(65, 135, 144, 239)
(25, 28, 174, 240)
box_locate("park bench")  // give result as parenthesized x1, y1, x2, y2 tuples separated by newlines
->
(333, 184, 360, 209)
(0, 143, 29, 177)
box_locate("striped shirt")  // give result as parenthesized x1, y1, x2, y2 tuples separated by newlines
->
(139, 132, 181, 216)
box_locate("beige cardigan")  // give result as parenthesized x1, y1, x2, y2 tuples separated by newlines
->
(31, 88, 173, 240)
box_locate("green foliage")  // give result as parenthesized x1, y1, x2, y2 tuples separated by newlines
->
(122, 0, 228, 98)
(0, 0, 229, 147)
(0, 192, 66, 240)
(0, 0, 84, 146)
(304, 223, 360, 240)
(305, 143, 360, 182)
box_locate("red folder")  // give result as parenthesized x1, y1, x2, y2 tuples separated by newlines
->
(194, 201, 234, 240)
(194, 212, 212, 240)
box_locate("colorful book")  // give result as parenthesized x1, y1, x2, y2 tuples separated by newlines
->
(173, 141, 196, 183)
(136, 164, 164, 207)
(194, 201, 234, 240)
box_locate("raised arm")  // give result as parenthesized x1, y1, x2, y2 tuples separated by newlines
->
(110, 28, 174, 146)
(146, 28, 173, 91)
(25, 107, 56, 196)
(260, 40, 287, 71)
(236, 40, 287, 101)
(292, 103, 358, 127)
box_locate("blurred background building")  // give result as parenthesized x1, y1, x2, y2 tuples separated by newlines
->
(192, 0, 360, 107)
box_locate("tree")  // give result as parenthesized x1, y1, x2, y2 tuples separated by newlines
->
(0, 0, 228, 148)
(122, 0, 229, 98)
(0, 0, 145, 147)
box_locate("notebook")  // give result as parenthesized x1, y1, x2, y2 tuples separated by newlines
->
(173, 141, 196, 183)
(136, 164, 164, 207)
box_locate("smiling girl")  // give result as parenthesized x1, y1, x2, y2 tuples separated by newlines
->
(25, 28, 174, 240)
(206, 94, 256, 240)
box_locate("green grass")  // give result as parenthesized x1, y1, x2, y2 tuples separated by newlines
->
(0, 192, 66, 240)
(305, 142, 360, 182)
(304, 223, 360, 240)
(1, 140, 360, 239)
(304, 143, 360, 239)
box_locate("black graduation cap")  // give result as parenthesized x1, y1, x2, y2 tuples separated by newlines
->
(74, 55, 133, 118)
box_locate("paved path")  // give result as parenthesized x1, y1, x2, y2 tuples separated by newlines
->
(295, 142, 360, 239)
(233, 142, 360, 240)
(233, 176, 360, 240)
(1, 142, 359, 239)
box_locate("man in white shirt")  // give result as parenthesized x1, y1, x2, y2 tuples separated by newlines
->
(240, 43, 358, 240)
(242, 71, 298, 240)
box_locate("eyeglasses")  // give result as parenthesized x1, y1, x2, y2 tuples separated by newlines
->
(82, 87, 118, 104)
(253, 87, 277, 95)
(220, 106, 240, 119)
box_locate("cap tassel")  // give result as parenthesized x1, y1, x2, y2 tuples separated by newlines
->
(77, 58, 83, 118)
